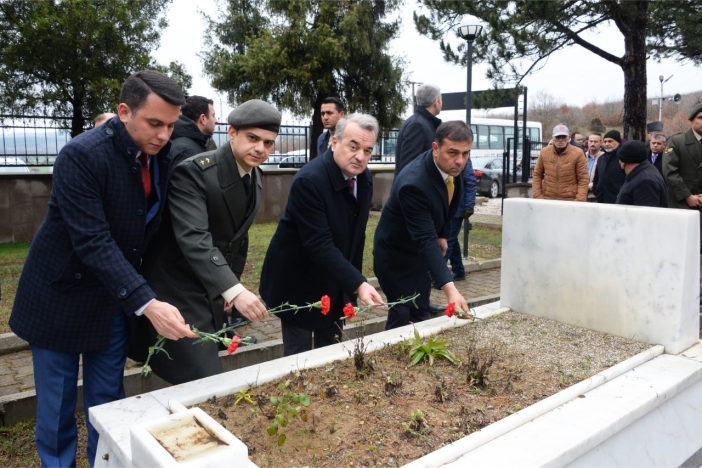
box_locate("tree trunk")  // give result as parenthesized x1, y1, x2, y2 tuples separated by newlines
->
(70, 101, 85, 138)
(620, 2, 648, 141)
(310, 93, 325, 160)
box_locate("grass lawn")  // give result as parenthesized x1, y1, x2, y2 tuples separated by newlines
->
(0, 220, 501, 334)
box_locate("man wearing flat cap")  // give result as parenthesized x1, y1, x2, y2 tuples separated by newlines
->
(616, 141, 668, 207)
(663, 102, 702, 248)
(136, 99, 281, 384)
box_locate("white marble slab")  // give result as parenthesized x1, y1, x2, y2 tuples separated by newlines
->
(500, 199, 700, 354)
(440, 349, 702, 467)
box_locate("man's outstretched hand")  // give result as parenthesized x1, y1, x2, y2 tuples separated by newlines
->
(143, 300, 198, 340)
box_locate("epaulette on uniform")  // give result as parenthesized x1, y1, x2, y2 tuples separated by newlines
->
(194, 154, 216, 170)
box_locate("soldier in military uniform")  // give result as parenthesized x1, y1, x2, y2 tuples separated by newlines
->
(663, 102, 702, 250)
(137, 99, 281, 384)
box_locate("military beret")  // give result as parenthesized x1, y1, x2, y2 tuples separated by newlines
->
(227, 99, 282, 133)
(689, 102, 702, 121)
(646, 121, 663, 133)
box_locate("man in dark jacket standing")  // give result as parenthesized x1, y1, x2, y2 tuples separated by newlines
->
(9, 70, 197, 467)
(139, 100, 280, 384)
(376, 121, 472, 330)
(593, 129, 625, 203)
(394, 84, 442, 176)
(616, 141, 668, 207)
(170, 95, 218, 166)
(260, 114, 384, 356)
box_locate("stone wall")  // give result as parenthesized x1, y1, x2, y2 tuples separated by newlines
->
(0, 174, 52, 243)
(0, 167, 396, 242)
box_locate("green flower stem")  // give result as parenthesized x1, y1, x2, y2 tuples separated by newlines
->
(140, 294, 421, 376)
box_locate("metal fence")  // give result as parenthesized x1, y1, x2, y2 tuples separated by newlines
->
(0, 117, 399, 168)
(0, 115, 75, 166)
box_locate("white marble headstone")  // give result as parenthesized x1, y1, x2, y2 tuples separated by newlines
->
(500, 199, 700, 354)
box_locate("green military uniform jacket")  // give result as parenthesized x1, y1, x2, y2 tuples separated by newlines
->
(663, 128, 702, 210)
(135, 142, 262, 384)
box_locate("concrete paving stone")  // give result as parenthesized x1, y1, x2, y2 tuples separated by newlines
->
(0, 373, 16, 387)
(14, 365, 33, 377)
(0, 363, 13, 376)
(0, 385, 20, 397)
(17, 375, 34, 390)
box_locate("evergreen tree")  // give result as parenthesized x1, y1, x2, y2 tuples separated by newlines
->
(414, 0, 702, 140)
(202, 0, 407, 157)
(0, 0, 190, 136)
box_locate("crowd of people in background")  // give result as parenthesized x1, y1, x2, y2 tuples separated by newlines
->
(532, 104, 702, 214)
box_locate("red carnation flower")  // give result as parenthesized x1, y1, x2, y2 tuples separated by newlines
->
(445, 302, 456, 318)
(343, 303, 356, 319)
(227, 336, 241, 355)
(320, 295, 331, 315)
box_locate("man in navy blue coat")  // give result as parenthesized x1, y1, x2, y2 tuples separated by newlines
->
(316, 97, 345, 157)
(9, 70, 197, 467)
(261, 114, 384, 356)
(375, 121, 473, 329)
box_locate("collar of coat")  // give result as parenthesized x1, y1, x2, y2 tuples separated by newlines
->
(321, 147, 371, 195)
(105, 117, 172, 166)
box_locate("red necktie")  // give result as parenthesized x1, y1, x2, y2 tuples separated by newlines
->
(346, 178, 356, 198)
(139, 154, 151, 198)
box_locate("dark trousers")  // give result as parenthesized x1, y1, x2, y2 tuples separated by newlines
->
(385, 303, 431, 330)
(444, 217, 465, 278)
(280, 319, 343, 357)
(31, 310, 128, 467)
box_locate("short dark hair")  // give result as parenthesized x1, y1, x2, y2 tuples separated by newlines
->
(181, 95, 214, 122)
(321, 97, 345, 113)
(435, 121, 473, 146)
(589, 132, 602, 138)
(120, 70, 186, 113)
(651, 133, 667, 142)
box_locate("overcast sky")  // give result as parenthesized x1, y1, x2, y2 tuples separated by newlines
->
(152, 0, 702, 121)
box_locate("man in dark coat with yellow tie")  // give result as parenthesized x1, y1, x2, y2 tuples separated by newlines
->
(375, 121, 472, 329)
(138, 100, 281, 384)
(260, 114, 384, 356)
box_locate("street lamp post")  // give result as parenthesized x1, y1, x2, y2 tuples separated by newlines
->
(457, 24, 482, 260)
(457, 24, 483, 126)
(659, 74, 673, 121)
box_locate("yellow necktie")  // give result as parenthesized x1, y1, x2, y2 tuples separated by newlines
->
(447, 176, 454, 204)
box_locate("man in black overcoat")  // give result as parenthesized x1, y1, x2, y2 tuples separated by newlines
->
(375, 121, 472, 330)
(615, 141, 668, 207)
(393, 83, 442, 177)
(260, 114, 385, 356)
(9, 70, 197, 467)
(138, 100, 280, 384)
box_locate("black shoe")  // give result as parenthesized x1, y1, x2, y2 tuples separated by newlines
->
(453, 275, 466, 282)
(429, 302, 447, 314)
(240, 335, 258, 345)
(228, 316, 248, 328)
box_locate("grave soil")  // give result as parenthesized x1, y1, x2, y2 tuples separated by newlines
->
(198, 311, 650, 468)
